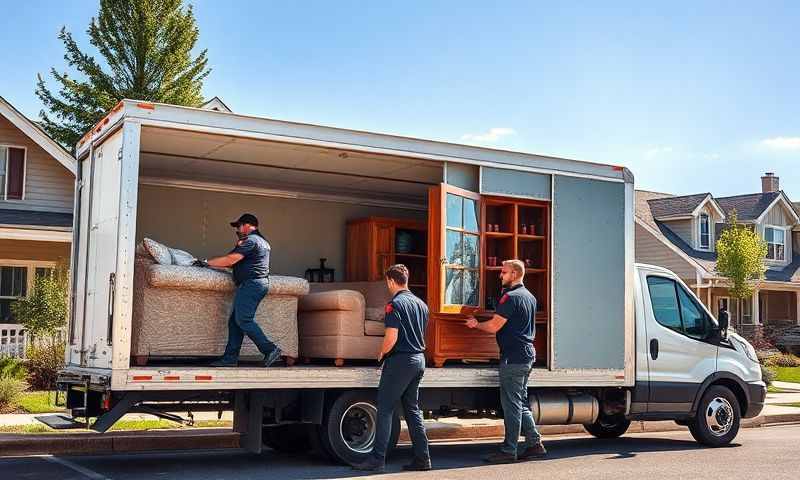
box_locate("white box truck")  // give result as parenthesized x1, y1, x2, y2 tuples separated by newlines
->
(58, 100, 765, 464)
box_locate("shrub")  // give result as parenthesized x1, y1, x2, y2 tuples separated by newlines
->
(25, 337, 65, 390)
(769, 353, 800, 368)
(0, 356, 27, 380)
(11, 262, 68, 338)
(0, 376, 26, 412)
(761, 365, 777, 386)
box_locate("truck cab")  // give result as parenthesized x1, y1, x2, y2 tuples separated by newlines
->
(617, 263, 765, 446)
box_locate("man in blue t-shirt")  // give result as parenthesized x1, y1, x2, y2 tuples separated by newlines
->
(465, 259, 546, 463)
(194, 213, 281, 368)
(352, 264, 431, 473)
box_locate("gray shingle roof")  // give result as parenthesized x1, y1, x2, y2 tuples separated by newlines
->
(0, 209, 72, 229)
(716, 191, 781, 221)
(647, 193, 710, 219)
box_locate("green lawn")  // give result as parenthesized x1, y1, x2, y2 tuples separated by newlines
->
(774, 367, 800, 384)
(17, 391, 65, 414)
(768, 385, 787, 393)
(778, 403, 800, 408)
(0, 418, 232, 434)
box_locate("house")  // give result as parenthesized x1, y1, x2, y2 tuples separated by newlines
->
(636, 172, 800, 336)
(200, 96, 232, 113)
(0, 96, 75, 356)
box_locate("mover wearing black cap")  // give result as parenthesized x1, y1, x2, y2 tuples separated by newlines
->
(194, 213, 280, 367)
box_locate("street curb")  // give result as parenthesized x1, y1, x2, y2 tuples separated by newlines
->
(0, 429, 238, 458)
(399, 412, 800, 443)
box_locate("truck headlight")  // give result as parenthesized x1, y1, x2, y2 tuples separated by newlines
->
(731, 336, 758, 363)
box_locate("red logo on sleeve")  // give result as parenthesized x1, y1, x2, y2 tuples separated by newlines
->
(385, 304, 394, 314)
(499, 294, 509, 305)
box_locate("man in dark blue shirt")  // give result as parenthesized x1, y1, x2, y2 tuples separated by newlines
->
(195, 213, 281, 368)
(465, 259, 546, 463)
(353, 264, 431, 473)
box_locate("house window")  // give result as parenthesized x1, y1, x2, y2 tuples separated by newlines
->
(699, 213, 711, 250)
(765, 226, 786, 261)
(0, 145, 26, 200)
(0, 266, 28, 323)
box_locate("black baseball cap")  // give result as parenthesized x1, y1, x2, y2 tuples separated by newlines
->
(230, 213, 259, 227)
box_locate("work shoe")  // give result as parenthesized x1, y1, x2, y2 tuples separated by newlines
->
(351, 456, 385, 473)
(518, 441, 547, 460)
(263, 348, 283, 367)
(402, 457, 432, 471)
(483, 451, 518, 464)
(209, 359, 238, 367)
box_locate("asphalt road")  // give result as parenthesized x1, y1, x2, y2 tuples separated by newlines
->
(4, 425, 798, 480)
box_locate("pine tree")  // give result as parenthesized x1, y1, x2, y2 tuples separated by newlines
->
(36, 0, 211, 149)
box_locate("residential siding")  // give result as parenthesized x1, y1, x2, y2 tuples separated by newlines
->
(0, 116, 74, 213)
(763, 203, 793, 226)
(662, 219, 693, 246)
(0, 239, 70, 262)
(635, 222, 698, 279)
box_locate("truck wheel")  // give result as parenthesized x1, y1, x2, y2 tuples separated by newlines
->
(319, 391, 400, 465)
(262, 424, 311, 453)
(583, 414, 631, 439)
(689, 385, 740, 447)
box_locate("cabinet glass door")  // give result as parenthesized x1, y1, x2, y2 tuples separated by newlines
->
(441, 185, 481, 312)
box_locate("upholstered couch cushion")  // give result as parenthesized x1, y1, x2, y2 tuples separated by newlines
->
(364, 320, 386, 336)
(298, 289, 365, 312)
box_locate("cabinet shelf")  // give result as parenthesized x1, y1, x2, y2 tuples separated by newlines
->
(485, 231, 514, 238)
(517, 234, 546, 241)
(396, 253, 427, 259)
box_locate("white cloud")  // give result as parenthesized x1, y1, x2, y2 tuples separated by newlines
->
(461, 127, 516, 143)
(644, 146, 673, 159)
(761, 137, 800, 150)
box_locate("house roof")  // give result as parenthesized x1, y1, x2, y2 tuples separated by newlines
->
(715, 191, 782, 221)
(200, 96, 232, 113)
(0, 95, 76, 175)
(0, 208, 72, 230)
(635, 190, 800, 282)
(647, 193, 710, 219)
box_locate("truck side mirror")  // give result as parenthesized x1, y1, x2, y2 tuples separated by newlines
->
(718, 311, 730, 337)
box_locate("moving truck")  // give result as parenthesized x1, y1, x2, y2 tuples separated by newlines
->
(58, 100, 765, 464)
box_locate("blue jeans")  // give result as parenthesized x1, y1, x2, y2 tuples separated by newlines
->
(372, 353, 430, 462)
(499, 362, 541, 456)
(219, 278, 277, 362)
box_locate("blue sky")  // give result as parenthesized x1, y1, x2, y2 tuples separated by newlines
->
(3, 1, 799, 198)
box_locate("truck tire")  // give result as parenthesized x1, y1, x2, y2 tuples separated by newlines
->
(262, 424, 312, 453)
(319, 391, 400, 465)
(688, 385, 740, 447)
(583, 414, 631, 439)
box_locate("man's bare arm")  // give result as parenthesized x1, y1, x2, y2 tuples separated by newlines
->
(465, 314, 508, 334)
(206, 253, 244, 268)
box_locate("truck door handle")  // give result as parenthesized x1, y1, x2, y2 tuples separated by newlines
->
(650, 339, 659, 360)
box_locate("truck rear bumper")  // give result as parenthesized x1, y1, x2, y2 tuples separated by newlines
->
(744, 380, 766, 418)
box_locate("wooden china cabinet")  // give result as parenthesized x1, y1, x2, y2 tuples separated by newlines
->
(345, 217, 428, 299)
(426, 184, 550, 367)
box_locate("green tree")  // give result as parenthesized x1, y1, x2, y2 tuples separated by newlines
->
(715, 209, 767, 301)
(36, 0, 211, 149)
(11, 264, 69, 339)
